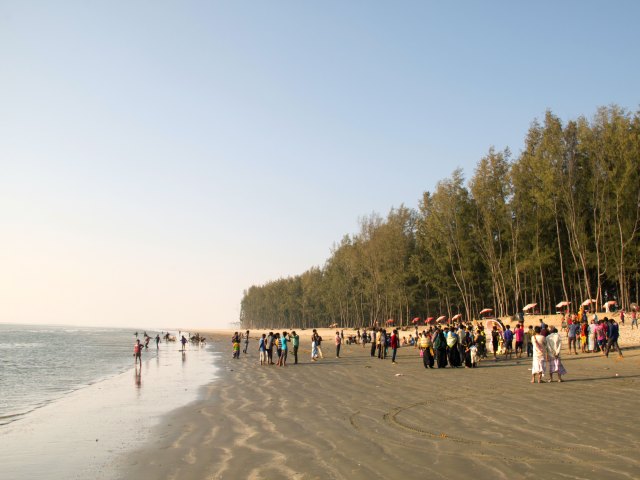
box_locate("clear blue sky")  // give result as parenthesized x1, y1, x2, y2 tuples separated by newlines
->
(1, 1, 638, 329)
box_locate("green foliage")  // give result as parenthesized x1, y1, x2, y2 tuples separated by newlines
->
(240, 106, 640, 328)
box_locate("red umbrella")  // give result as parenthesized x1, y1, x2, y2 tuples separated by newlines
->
(436, 315, 447, 323)
(479, 308, 493, 316)
(426, 317, 435, 324)
(386, 319, 395, 324)
(412, 317, 420, 324)
(451, 313, 462, 321)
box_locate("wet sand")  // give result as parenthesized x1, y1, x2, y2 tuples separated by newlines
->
(0, 340, 216, 480)
(118, 327, 640, 480)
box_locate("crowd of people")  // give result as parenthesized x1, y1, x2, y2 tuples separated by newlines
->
(231, 310, 629, 382)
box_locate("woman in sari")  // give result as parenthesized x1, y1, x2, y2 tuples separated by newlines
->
(446, 328, 462, 367)
(531, 326, 547, 384)
(545, 327, 567, 382)
(433, 328, 448, 368)
(588, 319, 596, 353)
(421, 330, 434, 369)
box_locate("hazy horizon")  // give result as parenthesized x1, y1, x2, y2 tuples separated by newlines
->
(2, 1, 638, 330)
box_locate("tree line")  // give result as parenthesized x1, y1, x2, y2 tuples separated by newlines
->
(240, 106, 640, 329)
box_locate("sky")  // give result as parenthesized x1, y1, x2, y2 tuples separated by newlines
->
(1, 1, 638, 330)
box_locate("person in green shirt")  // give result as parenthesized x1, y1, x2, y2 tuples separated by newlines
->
(290, 331, 300, 364)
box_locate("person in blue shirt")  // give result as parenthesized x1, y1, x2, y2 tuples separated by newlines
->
(277, 331, 289, 367)
(503, 325, 514, 360)
(605, 319, 623, 358)
(258, 334, 266, 365)
(568, 321, 580, 354)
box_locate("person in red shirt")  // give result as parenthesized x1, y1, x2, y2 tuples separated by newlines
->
(514, 324, 525, 358)
(390, 329, 399, 364)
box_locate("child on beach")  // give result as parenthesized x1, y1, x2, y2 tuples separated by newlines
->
(469, 344, 478, 368)
(259, 334, 266, 365)
(133, 339, 142, 366)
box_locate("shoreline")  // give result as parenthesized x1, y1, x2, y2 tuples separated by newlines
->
(0, 338, 217, 480)
(117, 330, 640, 480)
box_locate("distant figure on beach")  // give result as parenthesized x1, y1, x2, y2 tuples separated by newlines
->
(155, 334, 160, 349)
(491, 326, 500, 360)
(243, 330, 250, 354)
(531, 326, 546, 384)
(525, 326, 534, 357)
(370, 328, 377, 356)
(290, 331, 299, 364)
(316, 333, 324, 359)
(335, 331, 341, 358)
(259, 334, 267, 365)
(181, 335, 187, 352)
(390, 329, 399, 364)
(277, 332, 288, 366)
(266, 332, 274, 364)
(546, 327, 566, 382)
(568, 320, 579, 354)
(503, 325, 513, 360)
(311, 329, 319, 361)
(231, 332, 240, 359)
(605, 318, 623, 358)
(433, 328, 447, 368)
(133, 339, 142, 367)
(514, 324, 524, 358)
(631, 309, 638, 329)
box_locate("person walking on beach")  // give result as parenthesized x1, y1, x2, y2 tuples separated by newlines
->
(390, 329, 399, 364)
(155, 334, 160, 350)
(531, 326, 547, 384)
(290, 331, 299, 364)
(335, 331, 342, 358)
(259, 334, 267, 365)
(316, 333, 324, 359)
(133, 339, 143, 367)
(631, 308, 638, 329)
(546, 327, 566, 382)
(605, 319, 623, 358)
(311, 329, 319, 361)
(180, 335, 187, 352)
(243, 330, 250, 354)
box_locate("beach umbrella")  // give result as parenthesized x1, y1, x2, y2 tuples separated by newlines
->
(484, 318, 505, 333)
(386, 319, 395, 324)
(581, 299, 596, 307)
(426, 317, 435, 324)
(412, 317, 420, 324)
(556, 301, 570, 308)
(522, 303, 537, 312)
(451, 314, 462, 322)
(436, 315, 447, 323)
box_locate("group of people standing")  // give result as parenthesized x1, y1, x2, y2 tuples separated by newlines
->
(232, 330, 301, 367)
(565, 316, 624, 357)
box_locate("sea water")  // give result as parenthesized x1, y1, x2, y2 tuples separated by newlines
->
(0, 324, 161, 425)
(0, 323, 219, 479)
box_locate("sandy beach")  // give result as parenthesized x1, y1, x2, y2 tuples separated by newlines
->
(116, 322, 640, 480)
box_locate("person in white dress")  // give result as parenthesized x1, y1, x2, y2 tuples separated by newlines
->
(531, 326, 547, 384)
(545, 327, 567, 382)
